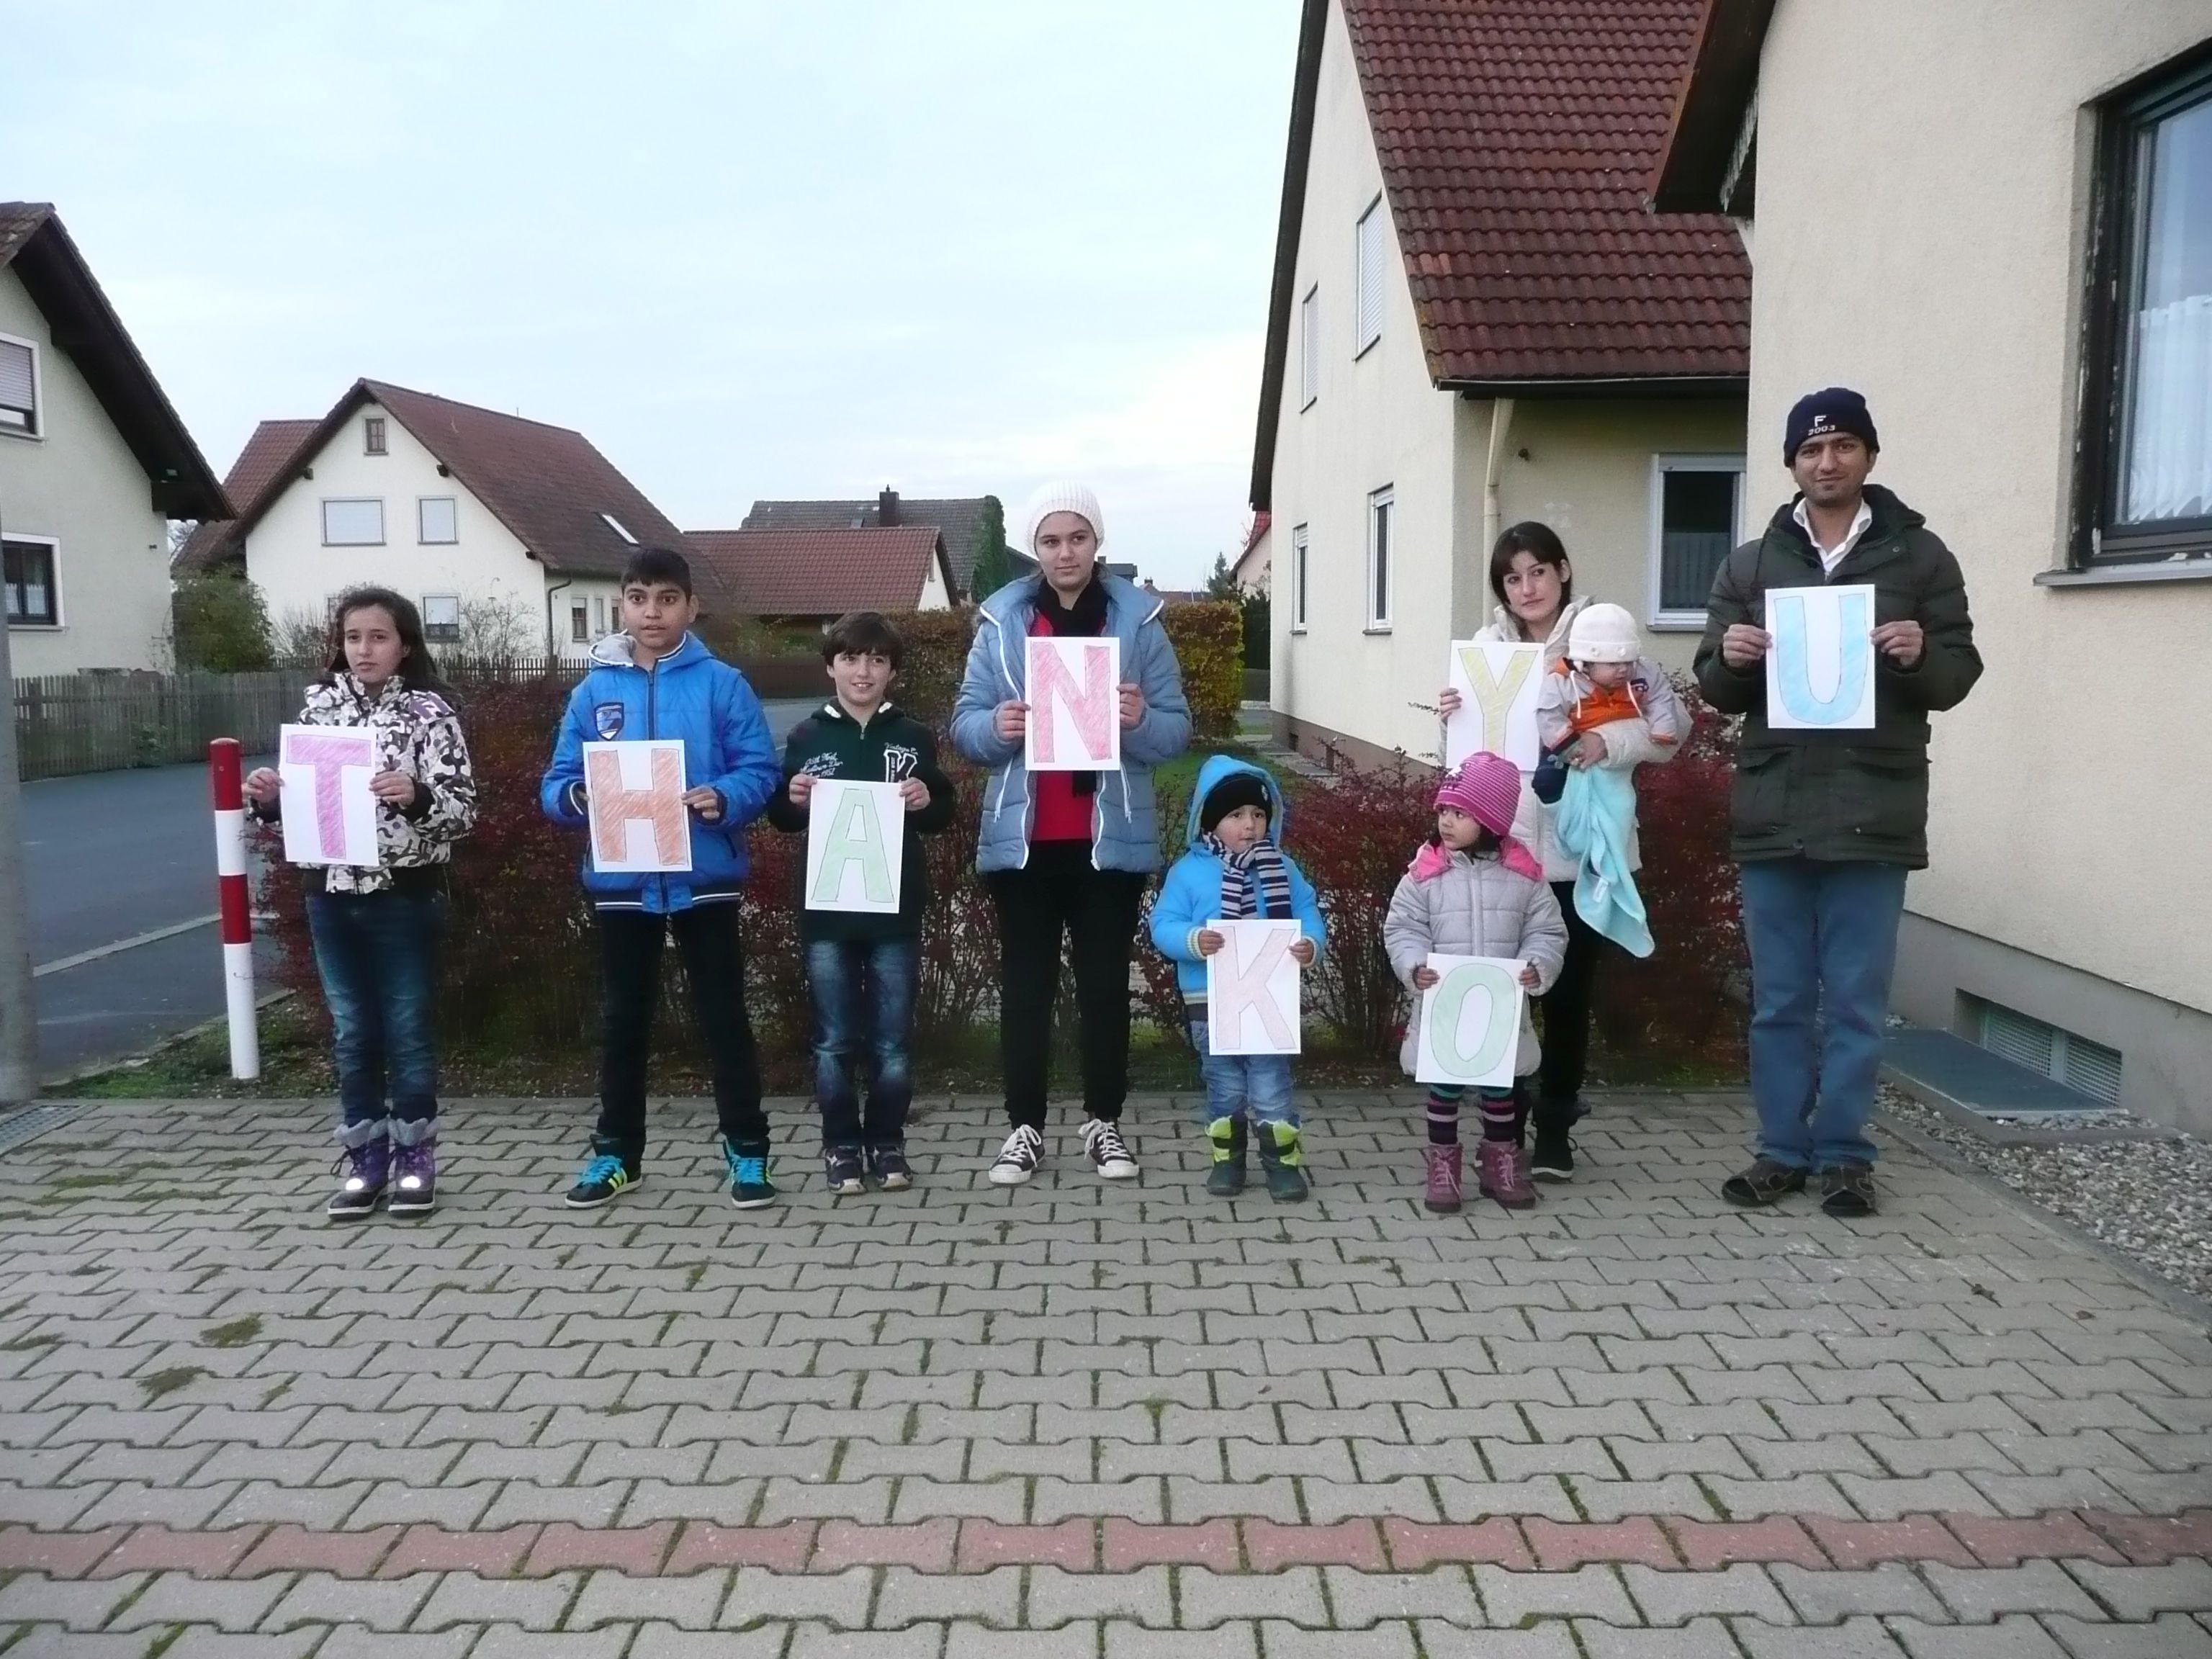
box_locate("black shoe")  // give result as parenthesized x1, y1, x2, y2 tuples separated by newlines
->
(824, 1146, 866, 1197)
(565, 1154, 642, 1210)
(868, 1143, 912, 1191)
(1721, 1157, 1807, 1207)
(1255, 1121, 1310, 1202)
(1529, 1105, 1575, 1184)
(989, 1125, 1044, 1186)
(1820, 1162, 1877, 1218)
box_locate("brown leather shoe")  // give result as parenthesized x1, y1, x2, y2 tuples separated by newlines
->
(1720, 1157, 1808, 1207)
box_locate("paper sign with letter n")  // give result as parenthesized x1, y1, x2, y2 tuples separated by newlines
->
(1204, 920, 1303, 1056)
(1413, 953, 1524, 1089)
(583, 740, 691, 873)
(279, 724, 381, 866)
(1766, 583, 1876, 730)
(1444, 641, 1542, 770)
(1025, 635, 1122, 773)
(806, 780, 905, 914)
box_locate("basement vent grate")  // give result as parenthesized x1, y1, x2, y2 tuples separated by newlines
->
(1970, 997, 2123, 1107)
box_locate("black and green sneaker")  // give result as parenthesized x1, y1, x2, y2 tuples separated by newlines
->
(565, 1154, 641, 1210)
(1205, 1117, 1247, 1197)
(726, 1143, 778, 1210)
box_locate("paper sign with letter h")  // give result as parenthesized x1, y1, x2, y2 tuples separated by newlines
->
(1413, 954, 1524, 1089)
(1026, 635, 1122, 773)
(583, 740, 692, 873)
(1205, 920, 1303, 1056)
(1444, 641, 1542, 770)
(1765, 583, 1876, 730)
(278, 723, 381, 866)
(806, 779, 905, 914)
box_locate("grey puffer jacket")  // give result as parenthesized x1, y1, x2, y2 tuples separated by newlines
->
(1383, 847, 1570, 1077)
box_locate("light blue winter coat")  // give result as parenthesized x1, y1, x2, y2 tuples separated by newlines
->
(1149, 755, 1326, 1000)
(950, 572, 1192, 873)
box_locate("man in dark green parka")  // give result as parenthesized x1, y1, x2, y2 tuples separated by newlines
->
(1695, 388, 1982, 1219)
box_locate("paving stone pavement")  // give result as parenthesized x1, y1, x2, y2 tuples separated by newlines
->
(1, 1089, 2208, 1656)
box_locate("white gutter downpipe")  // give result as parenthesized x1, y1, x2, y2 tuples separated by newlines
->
(1480, 397, 1516, 563)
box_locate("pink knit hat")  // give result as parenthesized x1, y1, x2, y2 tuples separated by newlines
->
(1426, 753, 1542, 882)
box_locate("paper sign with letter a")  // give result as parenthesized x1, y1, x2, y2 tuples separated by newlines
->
(1444, 641, 1542, 770)
(806, 780, 905, 914)
(583, 740, 691, 873)
(1765, 584, 1876, 730)
(1204, 920, 1303, 1056)
(279, 724, 381, 866)
(1025, 635, 1122, 773)
(1413, 953, 1525, 1089)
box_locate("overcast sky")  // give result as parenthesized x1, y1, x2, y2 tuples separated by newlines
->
(4, 1, 1301, 585)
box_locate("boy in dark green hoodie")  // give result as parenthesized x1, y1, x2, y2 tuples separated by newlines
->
(767, 612, 956, 1193)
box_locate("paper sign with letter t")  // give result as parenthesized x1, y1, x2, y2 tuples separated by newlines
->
(1025, 635, 1122, 773)
(278, 724, 381, 866)
(1444, 641, 1542, 770)
(1413, 954, 1524, 1089)
(1765, 584, 1876, 730)
(583, 740, 691, 873)
(1204, 920, 1303, 1056)
(806, 779, 905, 914)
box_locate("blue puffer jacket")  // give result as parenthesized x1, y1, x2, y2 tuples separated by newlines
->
(949, 572, 1192, 873)
(1149, 755, 1326, 999)
(540, 631, 780, 913)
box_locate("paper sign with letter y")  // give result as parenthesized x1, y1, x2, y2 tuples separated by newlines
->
(279, 724, 381, 866)
(1444, 641, 1542, 770)
(1413, 953, 1524, 1089)
(583, 740, 691, 873)
(1204, 920, 1303, 1056)
(1025, 635, 1122, 773)
(806, 780, 905, 914)
(1765, 584, 1876, 730)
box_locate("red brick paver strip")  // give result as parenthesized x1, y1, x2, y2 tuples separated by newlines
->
(375, 1523, 541, 1578)
(955, 1519, 1097, 1571)
(1243, 1518, 1387, 1571)
(235, 1523, 401, 1578)
(1383, 1518, 1532, 1570)
(663, 1521, 818, 1574)
(2087, 1509, 2212, 1565)
(0, 1527, 128, 1576)
(523, 1520, 677, 1576)
(1947, 1510, 2127, 1566)
(1667, 1516, 1830, 1571)
(1103, 1519, 1243, 1571)
(93, 1525, 266, 1578)
(812, 1519, 959, 1572)
(1804, 1514, 1976, 1570)
(1525, 1516, 1678, 1570)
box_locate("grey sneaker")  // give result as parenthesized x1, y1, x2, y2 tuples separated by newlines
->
(1820, 1161, 1878, 1218)
(1721, 1157, 1808, 1208)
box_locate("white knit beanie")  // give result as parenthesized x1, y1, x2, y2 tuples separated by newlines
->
(1020, 481, 1107, 554)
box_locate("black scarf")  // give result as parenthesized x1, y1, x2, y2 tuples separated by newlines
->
(1032, 569, 1111, 796)
(1198, 832, 1292, 920)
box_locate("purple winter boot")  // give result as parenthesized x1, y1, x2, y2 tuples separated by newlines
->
(388, 1134, 438, 1216)
(327, 1138, 389, 1219)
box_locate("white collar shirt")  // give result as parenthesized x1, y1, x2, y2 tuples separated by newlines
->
(1794, 497, 1874, 575)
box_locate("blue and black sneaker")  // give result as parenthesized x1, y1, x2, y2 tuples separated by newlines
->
(726, 1143, 777, 1210)
(824, 1146, 866, 1197)
(565, 1153, 640, 1210)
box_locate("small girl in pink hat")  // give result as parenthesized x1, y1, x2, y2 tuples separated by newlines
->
(1383, 753, 1570, 1213)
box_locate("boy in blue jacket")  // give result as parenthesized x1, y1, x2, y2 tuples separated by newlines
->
(1150, 757, 1324, 1200)
(540, 547, 782, 1211)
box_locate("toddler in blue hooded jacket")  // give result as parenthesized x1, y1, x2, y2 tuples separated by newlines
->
(1150, 757, 1326, 1200)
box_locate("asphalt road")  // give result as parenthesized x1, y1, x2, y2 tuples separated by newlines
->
(19, 698, 820, 1083)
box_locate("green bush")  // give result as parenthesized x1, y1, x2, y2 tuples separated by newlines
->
(1161, 601, 1241, 739)
(171, 573, 274, 672)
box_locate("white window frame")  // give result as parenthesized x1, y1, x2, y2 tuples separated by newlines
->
(1647, 454, 1745, 631)
(1298, 286, 1321, 409)
(3, 533, 63, 628)
(417, 496, 459, 545)
(1354, 194, 1387, 357)
(421, 593, 461, 643)
(570, 602, 590, 644)
(0, 331, 44, 439)
(1365, 487, 1394, 632)
(320, 498, 386, 547)
(593, 594, 607, 635)
(1290, 523, 1310, 632)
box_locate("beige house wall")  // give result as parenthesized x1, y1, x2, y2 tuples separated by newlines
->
(1745, 0, 2212, 1125)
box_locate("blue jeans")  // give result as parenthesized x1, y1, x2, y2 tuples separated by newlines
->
(1738, 858, 1908, 1170)
(1190, 1020, 1297, 1132)
(306, 889, 444, 1145)
(806, 936, 919, 1148)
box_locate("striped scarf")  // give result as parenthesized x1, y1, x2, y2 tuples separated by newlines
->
(1200, 832, 1292, 920)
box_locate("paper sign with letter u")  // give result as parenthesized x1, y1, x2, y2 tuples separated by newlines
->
(1444, 641, 1542, 770)
(1765, 584, 1876, 730)
(1203, 920, 1303, 1056)
(583, 740, 691, 873)
(806, 780, 905, 914)
(279, 724, 381, 866)
(1025, 635, 1122, 773)
(1413, 953, 1524, 1089)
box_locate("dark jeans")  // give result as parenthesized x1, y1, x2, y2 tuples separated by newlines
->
(593, 904, 767, 1165)
(806, 935, 919, 1148)
(1537, 879, 1602, 1108)
(1738, 858, 1907, 1170)
(307, 889, 444, 1143)
(984, 841, 1147, 1128)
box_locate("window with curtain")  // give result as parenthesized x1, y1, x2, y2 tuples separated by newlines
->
(4, 539, 58, 625)
(1653, 459, 1743, 624)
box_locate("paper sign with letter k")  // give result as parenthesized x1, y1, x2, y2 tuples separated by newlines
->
(1205, 920, 1303, 1056)
(1026, 635, 1122, 773)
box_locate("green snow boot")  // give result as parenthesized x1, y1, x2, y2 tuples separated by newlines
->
(1205, 1116, 1248, 1196)
(1256, 1121, 1310, 1202)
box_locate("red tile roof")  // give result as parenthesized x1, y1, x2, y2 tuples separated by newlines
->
(687, 527, 951, 618)
(173, 418, 318, 571)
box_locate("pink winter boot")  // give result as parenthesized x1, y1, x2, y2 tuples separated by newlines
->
(1422, 1144, 1462, 1213)
(1477, 1138, 1536, 1210)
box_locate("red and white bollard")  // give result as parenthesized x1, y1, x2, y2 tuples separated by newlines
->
(209, 739, 260, 1080)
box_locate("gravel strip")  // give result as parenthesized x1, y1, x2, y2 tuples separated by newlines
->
(1880, 1082, 2212, 1302)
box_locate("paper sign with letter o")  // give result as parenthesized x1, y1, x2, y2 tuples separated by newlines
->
(1204, 920, 1303, 1056)
(1444, 641, 1542, 770)
(1765, 583, 1876, 730)
(1413, 953, 1525, 1089)
(1025, 635, 1122, 773)
(806, 779, 905, 914)
(279, 724, 381, 867)
(583, 740, 692, 873)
